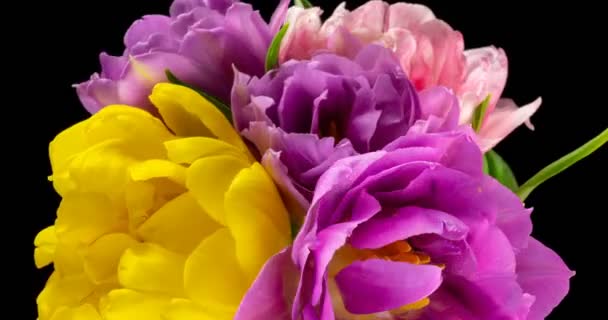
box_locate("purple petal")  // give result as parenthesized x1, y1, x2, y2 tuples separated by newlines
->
(467, 219, 516, 276)
(170, 0, 236, 17)
(421, 274, 531, 319)
(99, 53, 128, 79)
(335, 259, 443, 314)
(269, 0, 291, 34)
(75, 76, 119, 114)
(516, 237, 574, 320)
(124, 15, 172, 48)
(235, 248, 297, 320)
(261, 149, 310, 219)
(349, 206, 469, 249)
(383, 127, 482, 177)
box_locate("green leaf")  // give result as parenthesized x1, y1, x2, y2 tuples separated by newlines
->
(517, 127, 608, 201)
(472, 95, 492, 132)
(483, 150, 519, 192)
(295, 0, 313, 8)
(164, 69, 233, 123)
(265, 23, 290, 72)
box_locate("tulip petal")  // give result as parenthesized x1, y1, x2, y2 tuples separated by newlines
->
(34, 226, 57, 268)
(37, 272, 96, 320)
(129, 159, 187, 186)
(150, 83, 249, 153)
(164, 137, 246, 165)
(55, 194, 126, 245)
(137, 192, 220, 254)
(184, 228, 247, 312)
(83, 233, 138, 284)
(225, 163, 291, 280)
(85, 105, 172, 148)
(118, 243, 186, 296)
(100, 289, 171, 320)
(516, 237, 574, 320)
(187, 155, 249, 225)
(478, 97, 542, 151)
(235, 249, 296, 320)
(49, 304, 102, 320)
(349, 207, 469, 249)
(335, 259, 443, 314)
(163, 299, 232, 320)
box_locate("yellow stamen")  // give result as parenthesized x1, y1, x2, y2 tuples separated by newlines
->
(390, 297, 430, 314)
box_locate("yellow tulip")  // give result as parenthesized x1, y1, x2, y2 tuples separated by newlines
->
(34, 84, 292, 320)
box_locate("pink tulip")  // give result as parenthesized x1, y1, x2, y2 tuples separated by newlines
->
(280, 1, 541, 151)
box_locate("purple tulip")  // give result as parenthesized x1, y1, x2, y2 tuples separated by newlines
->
(75, 0, 288, 114)
(232, 44, 459, 214)
(236, 124, 573, 320)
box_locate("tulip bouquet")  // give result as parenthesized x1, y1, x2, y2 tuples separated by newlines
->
(34, 0, 606, 319)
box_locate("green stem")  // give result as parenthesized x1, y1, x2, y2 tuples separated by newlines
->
(517, 128, 608, 201)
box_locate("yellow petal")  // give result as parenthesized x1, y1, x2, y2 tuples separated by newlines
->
(164, 137, 246, 165)
(149, 83, 249, 154)
(124, 180, 186, 232)
(83, 233, 138, 284)
(85, 105, 172, 154)
(124, 181, 156, 232)
(82, 282, 119, 307)
(118, 243, 186, 297)
(186, 155, 249, 225)
(54, 241, 85, 275)
(49, 120, 89, 182)
(225, 163, 291, 280)
(162, 299, 233, 320)
(35, 226, 58, 268)
(65, 140, 136, 194)
(184, 228, 246, 312)
(100, 289, 171, 320)
(137, 192, 220, 254)
(49, 304, 102, 320)
(55, 193, 126, 246)
(37, 272, 95, 320)
(129, 159, 187, 186)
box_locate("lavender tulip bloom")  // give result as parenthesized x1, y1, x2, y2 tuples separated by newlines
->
(75, 0, 289, 113)
(232, 44, 459, 215)
(236, 124, 573, 320)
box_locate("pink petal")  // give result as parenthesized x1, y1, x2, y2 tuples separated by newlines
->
(279, 7, 324, 63)
(458, 46, 509, 124)
(478, 97, 542, 151)
(387, 2, 436, 30)
(342, 0, 389, 36)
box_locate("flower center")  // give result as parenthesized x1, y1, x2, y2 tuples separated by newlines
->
(358, 240, 430, 264)
(330, 240, 441, 317)
(358, 240, 435, 315)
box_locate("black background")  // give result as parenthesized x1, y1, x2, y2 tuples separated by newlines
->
(20, 0, 606, 319)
